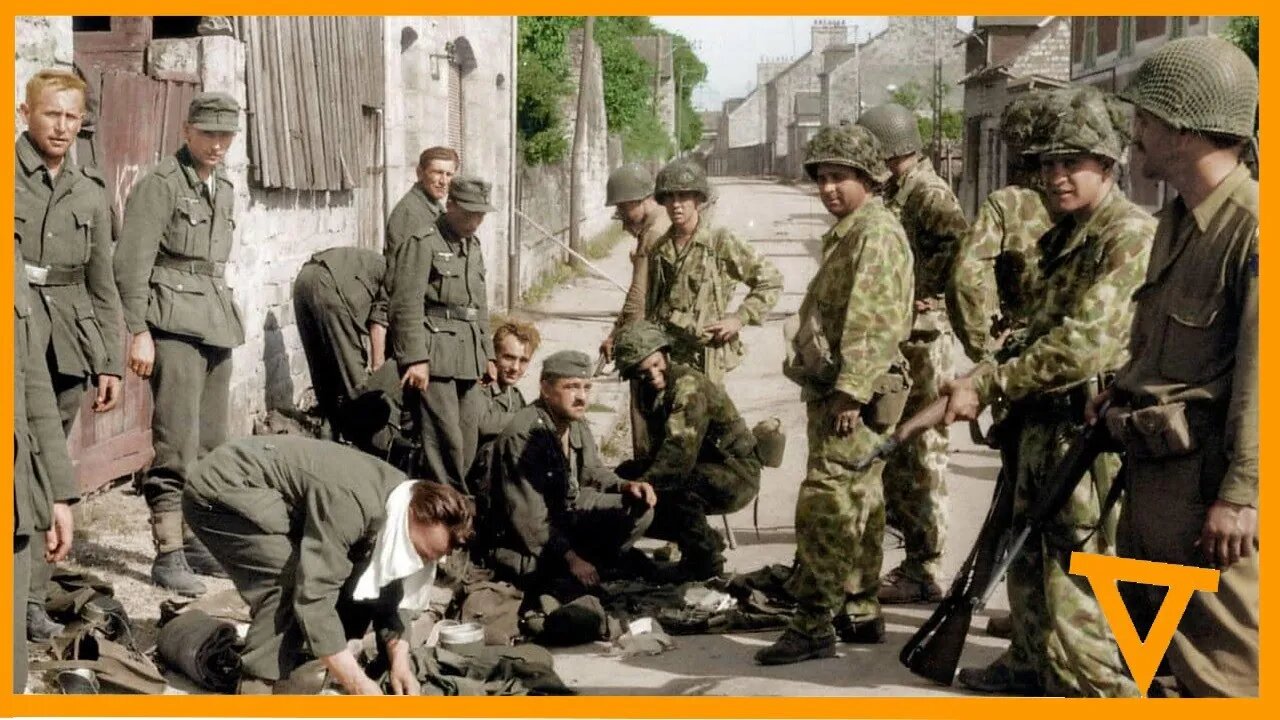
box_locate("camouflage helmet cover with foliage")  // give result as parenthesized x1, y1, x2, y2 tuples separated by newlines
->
(803, 124, 892, 184)
(855, 103, 923, 159)
(613, 320, 671, 377)
(654, 158, 710, 202)
(1028, 86, 1132, 164)
(999, 90, 1060, 155)
(1119, 36, 1258, 139)
(606, 163, 654, 206)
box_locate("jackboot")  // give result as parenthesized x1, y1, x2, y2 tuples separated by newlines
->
(26, 602, 64, 643)
(151, 511, 207, 597)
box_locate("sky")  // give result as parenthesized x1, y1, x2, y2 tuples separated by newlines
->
(652, 16, 975, 110)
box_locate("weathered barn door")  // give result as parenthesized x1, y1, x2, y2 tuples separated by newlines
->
(71, 16, 199, 493)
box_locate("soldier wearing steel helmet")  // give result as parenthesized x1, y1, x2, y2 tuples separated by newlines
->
(612, 320, 761, 582)
(856, 102, 969, 606)
(645, 158, 782, 386)
(943, 85, 1155, 696)
(1087, 36, 1259, 698)
(755, 124, 914, 665)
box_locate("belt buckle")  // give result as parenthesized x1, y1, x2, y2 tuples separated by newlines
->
(24, 264, 48, 285)
(462, 307, 477, 321)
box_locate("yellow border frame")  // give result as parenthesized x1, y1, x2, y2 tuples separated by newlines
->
(4, 3, 1270, 716)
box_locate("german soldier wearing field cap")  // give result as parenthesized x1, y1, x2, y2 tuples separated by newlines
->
(115, 90, 245, 596)
(387, 174, 498, 495)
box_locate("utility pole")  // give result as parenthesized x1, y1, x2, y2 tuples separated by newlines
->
(932, 17, 943, 169)
(854, 25, 862, 117)
(568, 16, 594, 264)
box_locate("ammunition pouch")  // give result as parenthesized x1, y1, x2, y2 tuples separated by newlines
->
(1106, 402, 1198, 460)
(862, 367, 912, 433)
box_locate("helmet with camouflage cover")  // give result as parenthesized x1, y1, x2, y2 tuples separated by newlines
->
(606, 163, 654, 206)
(999, 91, 1058, 156)
(855, 103, 923, 159)
(654, 158, 709, 203)
(1028, 86, 1131, 164)
(613, 320, 670, 378)
(803, 124, 891, 184)
(1119, 36, 1257, 139)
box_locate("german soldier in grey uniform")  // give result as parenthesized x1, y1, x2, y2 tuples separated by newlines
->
(387, 175, 497, 493)
(15, 68, 121, 640)
(115, 92, 245, 596)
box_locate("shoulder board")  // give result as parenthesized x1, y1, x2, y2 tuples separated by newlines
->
(79, 164, 106, 186)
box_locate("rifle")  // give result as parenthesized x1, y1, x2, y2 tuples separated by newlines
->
(898, 402, 1117, 685)
(850, 393, 950, 472)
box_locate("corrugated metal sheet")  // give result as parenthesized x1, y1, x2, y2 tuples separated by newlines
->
(239, 16, 384, 191)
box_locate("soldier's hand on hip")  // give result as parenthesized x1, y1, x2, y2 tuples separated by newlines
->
(128, 331, 156, 378)
(401, 362, 430, 393)
(703, 315, 744, 344)
(830, 393, 862, 437)
(1198, 500, 1259, 569)
(46, 502, 74, 563)
(93, 374, 122, 412)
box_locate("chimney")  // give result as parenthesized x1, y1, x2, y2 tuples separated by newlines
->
(811, 19, 848, 53)
(757, 57, 790, 88)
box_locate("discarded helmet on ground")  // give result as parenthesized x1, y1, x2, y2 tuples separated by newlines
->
(613, 320, 671, 378)
(803, 124, 891, 184)
(856, 103, 923, 159)
(605, 163, 654, 206)
(654, 158, 710, 202)
(1119, 36, 1258, 139)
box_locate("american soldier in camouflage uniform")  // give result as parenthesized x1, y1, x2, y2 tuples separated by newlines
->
(645, 159, 782, 386)
(947, 92, 1059, 362)
(612, 321, 761, 581)
(943, 86, 1155, 697)
(856, 103, 968, 602)
(755, 125, 914, 665)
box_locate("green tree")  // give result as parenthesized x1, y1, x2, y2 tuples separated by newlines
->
(1223, 16, 1259, 66)
(517, 17, 575, 164)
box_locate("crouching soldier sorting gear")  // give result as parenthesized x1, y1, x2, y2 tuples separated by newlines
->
(487, 350, 656, 597)
(183, 436, 474, 695)
(612, 320, 761, 581)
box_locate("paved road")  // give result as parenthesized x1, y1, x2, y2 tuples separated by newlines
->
(542, 176, 1009, 696)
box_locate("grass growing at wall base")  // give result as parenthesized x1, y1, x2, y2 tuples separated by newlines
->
(520, 223, 629, 307)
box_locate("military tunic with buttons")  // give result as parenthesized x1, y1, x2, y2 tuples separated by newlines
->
(487, 401, 652, 591)
(1112, 163, 1259, 698)
(972, 186, 1154, 698)
(785, 195, 914, 635)
(115, 144, 244, 516)
(632, 363, 761, 574)
(388, 212, 494, 493)
(13, 244, 79, 693)
(183, 436, 413, 682)
(15, 132, 123, 426)
(880, 156, 968, 586)
(645, 223, 782, 385)
(293, 247, 386, 432)
(369, 183, 444, 328)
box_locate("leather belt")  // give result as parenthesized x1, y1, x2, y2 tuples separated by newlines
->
(25, 263, 86, 286)
(424, 303, 479, 322)
(154, 255, 227, 278)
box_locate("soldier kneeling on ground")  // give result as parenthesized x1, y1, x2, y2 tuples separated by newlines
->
(183, 436, 474, 695)
(612, 321, 762, 582)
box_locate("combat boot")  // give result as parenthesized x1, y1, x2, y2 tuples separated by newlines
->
(833, 614, 885, 644)
(754, 627, 837, 665)
(151, 511, 207, 597)
(184, 527, 229, 578)
(26, 602, 64, 642)
(877, 567, 942, 604)
(986, 612, 1013, 639)
(957, 662, 1041, 695)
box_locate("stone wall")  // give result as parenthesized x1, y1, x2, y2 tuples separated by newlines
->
(725, 88, 766, 148)
(14, 16, 74, 135)
(1009, 18, 1071, 82)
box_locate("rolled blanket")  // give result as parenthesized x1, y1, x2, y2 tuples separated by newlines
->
(156, 609, 242, 693)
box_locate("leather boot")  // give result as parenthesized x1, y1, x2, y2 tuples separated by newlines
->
(754, 627, 837, 665)
(877, 566, 943, 604)
(151, 511, 207, 597)
(834, 614, 885, 644)
(26, 602, 64, 643)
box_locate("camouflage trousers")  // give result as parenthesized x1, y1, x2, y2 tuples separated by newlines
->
(882, 325, 955, 581)
(648, 457, 760, 572)
(785, 393, 889, 635)
(1005, 416, 1138, 697)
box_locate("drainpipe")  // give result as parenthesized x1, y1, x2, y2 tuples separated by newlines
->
(506, 15, 520, 311)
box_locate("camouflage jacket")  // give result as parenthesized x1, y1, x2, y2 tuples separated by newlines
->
(615, 203, 671, 330)
(974, 186, 1155, 406)
(16, 133, 123, 378)
(490, 400, 624, 564)
(371, 183, 444, 327)
(115, 145, 244, 348)
(947, 186, 1055, 362)
(645, 222, 782, 384)
(792, 197, 914, 403)
(636, 363, 757, 490)
(885, 157, 968, 304)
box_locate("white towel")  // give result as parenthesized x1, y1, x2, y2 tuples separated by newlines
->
(352, 481, 438, 611)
